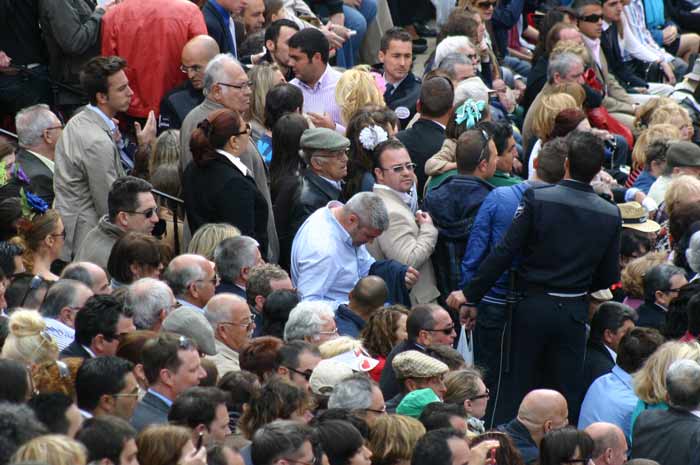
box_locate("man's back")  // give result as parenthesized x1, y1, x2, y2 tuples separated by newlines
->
(396, 119, 445, 198)
(131, 390, 170, 432)
(101, 0, 207, 118)
(631, 407, 700, 465)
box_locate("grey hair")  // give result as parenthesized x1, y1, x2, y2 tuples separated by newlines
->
(126, 278, 174, 330)
(203, 53, 243, 95)
(0, 402, 48, 465)
(15, 104, 57, 147)
(38, 279, 89, 319)
(666, 359, 700, 410)
(327, 374, 373, 410)
(214, 235, 259, 283)
(686, 231, 700, 273)
(547, 52, 583, 84)
(437, 53, 473, 81)
(283, 301, 335, 342)
(643, 264, 686, 303)
(60, 263, 94, 288)
(163, 260, 207, 298)
(204, 293, 247, 326)
(343, 192, 390, 231)
(434, 36, 474, 69)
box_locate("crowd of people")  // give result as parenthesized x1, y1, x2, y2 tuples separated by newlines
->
(4, 0, 700, 463)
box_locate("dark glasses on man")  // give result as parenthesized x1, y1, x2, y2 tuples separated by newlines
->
(125, 206, 159, 219)
(579, 13, 602, 22)
(423, 324, 455, 335)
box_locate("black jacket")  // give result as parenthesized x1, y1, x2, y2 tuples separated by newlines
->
(289, 170, 342, 237)
(631, 407, 700, 465)
(466, 180, 621, 302)
(159, 81, 204, 131)
(600, 22, 647, 90)
(582, 340, 615, 390)
(203, 0, 244, 56)
(636, 302, 667, 331)
(60, 340, 93, 359)
(497, 419, 538, 465)
(272, 174, 302, 272)
(396, 119, 446, 199)
(183, 154, 269, 254)
(373, 64, 422, 130)
(15, 148, 54, 205)
(379, 340, 427, 400)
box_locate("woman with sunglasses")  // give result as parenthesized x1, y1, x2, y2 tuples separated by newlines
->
(184, 108, 269, 256)
(13, 208, 65, 282)
(444, 367, 490, 437)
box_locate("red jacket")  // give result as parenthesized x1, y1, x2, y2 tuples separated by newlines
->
(101, 0, 207, 118)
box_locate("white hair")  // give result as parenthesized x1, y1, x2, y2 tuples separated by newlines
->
(126, 278, 174, 330)
(284, 301, 335, 342)
(434, 36, 474, 69)
(328, 374, 373, 410)
(204, 293, 247, 326)
(547, 52, 583, 83)
(343, 192, 390, 231)
(687, 231, 700, 274)
(203, 53, 244, 95)
(15, 104, 57, 147)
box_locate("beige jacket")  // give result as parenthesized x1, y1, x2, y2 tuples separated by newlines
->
(366, 186, 440, 304)
(206, 338, 240, 377)
(54, 108, 126, 261)
(424, 138, 457, 177)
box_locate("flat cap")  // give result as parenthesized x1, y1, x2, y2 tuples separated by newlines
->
(300, 128, 350, 151)
(393, 350, 449, 379)
(162, 308, 217, 356)
(309, 359, 354, 396)
(667, 141, 700, 168)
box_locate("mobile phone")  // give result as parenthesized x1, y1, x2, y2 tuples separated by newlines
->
(196, 432, 204, 451)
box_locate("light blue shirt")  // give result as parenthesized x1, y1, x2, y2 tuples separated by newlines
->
(291, 201, 375, 308)
(578, 365, 638, 444)
(176, 298, 205, 314)
(43, 317, 75, 352)
(147, 388, 173, 407)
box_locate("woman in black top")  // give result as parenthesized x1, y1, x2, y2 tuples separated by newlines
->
(183, 108, 269, 254)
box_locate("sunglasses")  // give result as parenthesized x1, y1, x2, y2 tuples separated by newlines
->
(285, 366, 313, 380)
(19, 274, 44, 307)
(469, 388, 490, 400)
(124, 206, 159, 219)
(380, 162, 416, 174)
(578, 13, 603, 22)
(233, 122, 252, 136)
(476, 0, 496, 7)
(423, 324, 456, 335)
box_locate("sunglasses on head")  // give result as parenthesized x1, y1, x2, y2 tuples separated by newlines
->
(578, 13, 603, 22)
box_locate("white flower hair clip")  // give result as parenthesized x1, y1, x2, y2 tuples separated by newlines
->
(358, 125, 389, 151)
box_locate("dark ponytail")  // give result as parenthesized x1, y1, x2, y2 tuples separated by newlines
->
(189, 109, 244, 168)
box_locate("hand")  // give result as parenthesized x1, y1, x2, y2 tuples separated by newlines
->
(404, 267, 420, 289)
(415, 210, 433, 226)
(0, 51, 11, 68)
(180, 445, 207, 465)
(661, 60, 676, 85)
(343, 0, 362, 6)
(512, 158, 523, 174)
(446, 290, 466, 310)
(135, 110, 157, 147)
(328, 23, 353, 40)
(460, 304, 478, 331)
(320, 25, 346, 49)
(307, 112, 335, 129)
(633, 190, 646, 204)
(328, 12, 345, 26)
(469, 440, 500, 465)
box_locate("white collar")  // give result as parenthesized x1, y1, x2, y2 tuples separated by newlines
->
(320, 175, 342, 191)
(604, 344, 617, 362)
(81, 345, 96, 358)
(216, 149, 249, 176)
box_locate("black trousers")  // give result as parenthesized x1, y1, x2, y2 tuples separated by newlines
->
(474, 300, 507, 428)
(0, 65, 52, 116)
(488, 292, 588, 426)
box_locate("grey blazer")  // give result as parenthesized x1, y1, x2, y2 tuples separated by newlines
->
(130, 391, 170, 432)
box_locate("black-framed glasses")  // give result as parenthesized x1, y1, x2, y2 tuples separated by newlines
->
(285, 366, 313, 380)
(45, 125, 64, 131)
(380, 162, 416, 174)
(19, 274, 44, 307)
(233, 122, 252, 136)
(50, 230, 66, 239)
(476, 0, 496, 8)
(469, 388, 490, 400)
(180, 64, 204, 74)
(364, 405, 387, 414)
(124, 206, 159, 219)
(218, 80, 253, 90)
(578, 13, 603, 22)
(423, 324, 456, 335)
(283, 457, 318, 465)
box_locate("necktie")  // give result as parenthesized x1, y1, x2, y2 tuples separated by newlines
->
(384, 83, 395, 101)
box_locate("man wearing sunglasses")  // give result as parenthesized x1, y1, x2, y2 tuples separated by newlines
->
(635, 263, 687, 331)
(367, 139, 440, 306)
(76, 176, 159, 271)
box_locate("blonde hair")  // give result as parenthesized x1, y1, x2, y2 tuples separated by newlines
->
(13, 209, 62, 273)
(187, 223, 241, 260)
(664, 175, 700, 218)
(318, 336, 364, 359)
(247, 62, 283, 127)
(137, 425, 192, 465)
(634, 97, 676, 131)
(547, 82, 585, 106)
(368, 414, 426, 465)
(621, 252, 668, 299)
(335, 66, 385, 125)
(533, 93, 578, 141)
(444, 367, 485, 405)
(1, 309, 58, 366)
(149, 130, 181, 178)
(633, 341, 700, 404)
(631, 124, 680, 170)
(12, 435, 87, 465)
(648, 104, 692, 132)
(550, 39, 590, 64)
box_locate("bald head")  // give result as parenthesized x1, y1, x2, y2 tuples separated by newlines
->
(163, 254, 217, 307)
(517, 390, 569, 444)
(61, 261, 112, 295)
(204, 293, 252, 349)
(349, 276, 388, 316)
(585, 423, 627, 465)
(182, 35, 220, 90)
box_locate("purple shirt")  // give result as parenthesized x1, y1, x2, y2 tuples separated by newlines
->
(290, 65, 346, 133)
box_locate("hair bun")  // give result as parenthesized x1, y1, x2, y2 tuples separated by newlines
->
(9, 309, 47, 338)
(197, 119, 213, 137)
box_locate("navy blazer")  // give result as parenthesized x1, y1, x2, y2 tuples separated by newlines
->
(60, 340, 92, 359)
(203, 1, 243, 56)
(130, 391, 170, 432)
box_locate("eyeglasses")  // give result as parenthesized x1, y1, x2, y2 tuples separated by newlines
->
(283, 456, 318, 465)
(578, 13, 603, 22)
(180, 64, 204, 74)
(285, 366, 314, 380)
(219, 319, 255, 330)
(423, 325, 456, 335)
(196, 274, 221, 287)
(113, 388, 140, 399)
(477, 128, 491, 164)
(50, 230, 66, 239)
(218, 80, 254, 90)
(476, 0, 496, 8)
(233, 122, 252, 136)
(318, 328, 339, 337)
(45, 125, 64, 131)
(364, 405, 387, 414)
(469, 388, 490, 400)
(19, 274, 44, 307)
(124, 206, 159, 219)
(380, 162, 416, 174)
